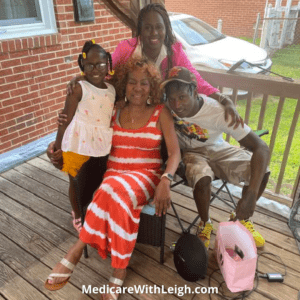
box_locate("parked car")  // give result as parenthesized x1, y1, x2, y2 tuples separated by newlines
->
(169, 13, 273, 96)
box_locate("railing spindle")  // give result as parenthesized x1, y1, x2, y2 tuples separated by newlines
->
(244, 92, 253, 125)
(257, 94, 269, 130)
(275, 98, 300, 194)
(269, 96, 285, 157)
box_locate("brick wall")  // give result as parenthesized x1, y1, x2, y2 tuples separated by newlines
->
(165, 0, 299, 37)
(0, 0, 131, 154)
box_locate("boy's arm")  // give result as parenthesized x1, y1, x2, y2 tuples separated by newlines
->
(236, 131, 270, 220)
(55, 84, 82, 150)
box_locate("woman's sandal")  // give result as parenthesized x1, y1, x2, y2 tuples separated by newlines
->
(71, 210, 82, 233)
(44, 258, 75, 291)
(103, 277, 124, 300)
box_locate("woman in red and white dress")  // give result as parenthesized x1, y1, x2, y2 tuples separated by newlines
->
(45, 57, 180, 300)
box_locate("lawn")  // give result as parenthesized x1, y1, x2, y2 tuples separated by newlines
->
(233, 40, 300, 197)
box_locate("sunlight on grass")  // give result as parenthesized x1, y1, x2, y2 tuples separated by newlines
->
(230, 42, 300, 197)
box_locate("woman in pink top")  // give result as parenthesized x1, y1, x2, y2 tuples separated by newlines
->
(67, 4, 242, 126)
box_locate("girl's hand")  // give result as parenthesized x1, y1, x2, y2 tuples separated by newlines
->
(46, 141, 63, 170)
(224, 103, 244, 129)
(66, 75, 85, 95)
(56, 109, 68, 126)
(152, 178, 171, 216)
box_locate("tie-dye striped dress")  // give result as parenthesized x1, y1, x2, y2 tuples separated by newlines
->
(79, 104, 164, 269)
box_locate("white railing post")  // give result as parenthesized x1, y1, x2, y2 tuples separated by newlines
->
(217, 19, 222, 33)
(253, 13, 260, 44)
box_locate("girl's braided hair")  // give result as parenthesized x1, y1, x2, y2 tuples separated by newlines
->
(78, 40, 113, 74)
(136, 3, 176, 76)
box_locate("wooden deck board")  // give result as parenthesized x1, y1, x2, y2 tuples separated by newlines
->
(0, 155, 299, 300)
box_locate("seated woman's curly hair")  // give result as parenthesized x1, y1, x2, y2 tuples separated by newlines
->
(111, 57, 162, 105)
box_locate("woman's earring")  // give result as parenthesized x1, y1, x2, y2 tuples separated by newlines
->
(125, 97, 128, 102)
(147, 97, 151, 105)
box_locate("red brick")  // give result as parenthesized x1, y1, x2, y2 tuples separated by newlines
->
(8, 40, 16, 52)
(1, 132, 19, 143)
(0, 106, 13, 115)
(8, 122, 26, 133)
(16, 112, 34, 123)
(22, 39, 28, 50)
(29, 84, 39, 91)
(51, 70, 67, 79)
(0, 141, 12, 153)
(47, 45, 63, 52)
(10, 87, 29, 97)
(32, 61, 49, 70)
(1, 41, 9, 53)
(69, 34, 83, 41)
(25, 70, 43, 79)
(22, 91, 39, 102)
(12, 135, 29, 145)
(3, 97, 21, 107)
(14, 65, 32, 74)
(19, 126, 35, 136)
(1, 59, 22, 69)
(17, 78, 34, 88)
(0, 121, 16, 134)
(39, 53, 56, 60)
(48, 57, 64, 66)
(39, 36, 45, 47)
(23, 104, 40, 115)
(14, 100, 32, 111)
(40, 87, 55, 96)
(45, 36, 52, 46)
(0, 82, 17, 92)
(10, 50, 30, 59)
(0, 128, 8, 137)
(21, 55, 39, 64)
(28, 37, 34, 49)
(42, 66, 58, 75)
(28, 128, 45, 138)
(0, 92, 10, 100)
(35, 74, 51, 84)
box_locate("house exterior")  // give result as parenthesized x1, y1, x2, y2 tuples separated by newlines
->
(0, 0, 131, 154)
(165, 0, 300, 37)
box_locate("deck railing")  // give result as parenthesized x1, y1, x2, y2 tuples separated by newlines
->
(196, 67, 300, 206)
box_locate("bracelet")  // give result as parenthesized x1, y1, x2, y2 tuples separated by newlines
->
(218, 94, 228, 105)
(161, 173, 174, 182)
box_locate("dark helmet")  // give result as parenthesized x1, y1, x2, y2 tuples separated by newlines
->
(174, 233, 208, 282)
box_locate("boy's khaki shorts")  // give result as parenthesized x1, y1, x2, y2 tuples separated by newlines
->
(183, 145, 259, 189)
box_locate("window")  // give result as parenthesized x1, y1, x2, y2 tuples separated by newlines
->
(171, 18, 225, 46)
(0, 0, 57, 40)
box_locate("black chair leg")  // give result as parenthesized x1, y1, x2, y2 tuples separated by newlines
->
(160, 214, 166, 264)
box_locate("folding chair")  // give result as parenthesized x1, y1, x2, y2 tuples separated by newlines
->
(169, 129, 270, 232)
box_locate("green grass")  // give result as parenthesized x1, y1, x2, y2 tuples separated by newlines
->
(232, 41, 300, 197)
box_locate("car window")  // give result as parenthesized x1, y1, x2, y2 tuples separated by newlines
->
(171, 18, 225, 46)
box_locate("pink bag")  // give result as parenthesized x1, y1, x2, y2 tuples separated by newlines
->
(215, 221, 257, 292)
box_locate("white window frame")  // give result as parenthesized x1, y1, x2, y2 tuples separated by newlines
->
(0, 0, 57, 40)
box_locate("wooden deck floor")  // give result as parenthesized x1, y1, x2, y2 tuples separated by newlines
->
(0, 154, 299, 300)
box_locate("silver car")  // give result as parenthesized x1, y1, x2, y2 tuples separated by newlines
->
(169, 13, 272, 77)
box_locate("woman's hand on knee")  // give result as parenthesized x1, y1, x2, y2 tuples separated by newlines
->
(152, 179, 171, 216)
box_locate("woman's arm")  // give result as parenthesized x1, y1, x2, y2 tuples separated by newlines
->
(209, 92, 244, 129)
(55, 84, 82, 150)
(153, 107, 181, 216)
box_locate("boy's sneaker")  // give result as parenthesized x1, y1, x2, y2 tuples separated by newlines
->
(196, 221, 213, 249)
(229, 212, 265, 248)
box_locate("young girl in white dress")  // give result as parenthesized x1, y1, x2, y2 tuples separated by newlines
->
(53, 40, 115, 232)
